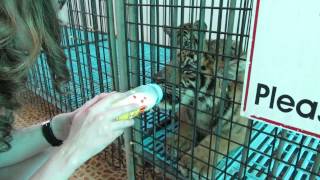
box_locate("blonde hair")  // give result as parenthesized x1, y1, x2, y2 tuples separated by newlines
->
(0, 0, 70, 152)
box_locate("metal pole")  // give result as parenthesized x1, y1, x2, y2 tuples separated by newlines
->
(150, 0, 157, 77)
(127, 0, 142, 167)
(114, 0, 135, 179)
(169, 0, 178, 114)
(127, 0, 139, 88)
(106, 0, 120, 91)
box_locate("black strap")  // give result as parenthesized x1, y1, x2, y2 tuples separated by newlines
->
(42, 121, 63, 146)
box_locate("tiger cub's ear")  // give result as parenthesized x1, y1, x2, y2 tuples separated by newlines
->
(193, 20, 208, 31)
(192, 20, 207, 41)
(163, 26, 172, 36)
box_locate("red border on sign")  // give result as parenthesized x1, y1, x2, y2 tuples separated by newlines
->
(244, 0, 320, 139)
(243, 0, 261, 112)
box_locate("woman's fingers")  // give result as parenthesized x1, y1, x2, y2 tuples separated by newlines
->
(92, 92, 134, 112)
(98, 129, 124, 141)
(78, 92, 116, 112)
(88, 92, 117, 107)
(110, 130, 124, 140)
(110, 119, 135, 131)
(95, 103, 139, 127)
(107, 104, 140, 120)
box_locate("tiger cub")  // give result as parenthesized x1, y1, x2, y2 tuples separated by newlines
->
(154, 20, 248, 178)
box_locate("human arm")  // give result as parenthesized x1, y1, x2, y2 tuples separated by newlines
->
(0, 112, 73, 168)
(30, 92, 139, 179)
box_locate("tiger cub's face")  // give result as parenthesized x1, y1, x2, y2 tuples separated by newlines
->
(154, 49, 222, 112)
(154, 21, 222, 112)
(163, 21, 208, 51)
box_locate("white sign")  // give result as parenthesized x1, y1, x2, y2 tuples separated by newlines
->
(241, 0, 320, 139)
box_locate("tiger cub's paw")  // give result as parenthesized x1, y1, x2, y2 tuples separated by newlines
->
(165, 134, 193, 160)
(178, 144, 212, 179)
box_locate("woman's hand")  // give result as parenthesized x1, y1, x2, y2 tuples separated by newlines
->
(29, 92, 139, 180)
(60, 92, 139, 167)
(50, 112, 73, 141)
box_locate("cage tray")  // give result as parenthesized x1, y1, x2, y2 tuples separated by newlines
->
(141, 111, 320, 180)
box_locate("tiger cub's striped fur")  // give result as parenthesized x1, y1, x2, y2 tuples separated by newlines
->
(155, 21, 248, 178)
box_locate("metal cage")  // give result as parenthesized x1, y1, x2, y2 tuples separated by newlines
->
(26, 0, 320, 179)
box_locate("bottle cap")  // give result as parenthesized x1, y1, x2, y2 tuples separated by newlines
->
(147, 84, 163, 104)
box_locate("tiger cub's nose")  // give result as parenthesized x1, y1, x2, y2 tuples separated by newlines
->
(152, 70, 166, 83)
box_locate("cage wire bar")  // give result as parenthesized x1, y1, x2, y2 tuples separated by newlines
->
(166, 1, 179, 175)
(113, 0, 137, 178)
(106, 0, 120, 91)
(24, 0, 320, 179)
(238, 0, 255, 178)
(127, 0, 145, 170)
(211, 0, 239, 178)
(189, 0, 207, 178)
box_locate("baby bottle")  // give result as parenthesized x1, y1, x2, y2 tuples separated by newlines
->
(112, 84, 163, 121)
